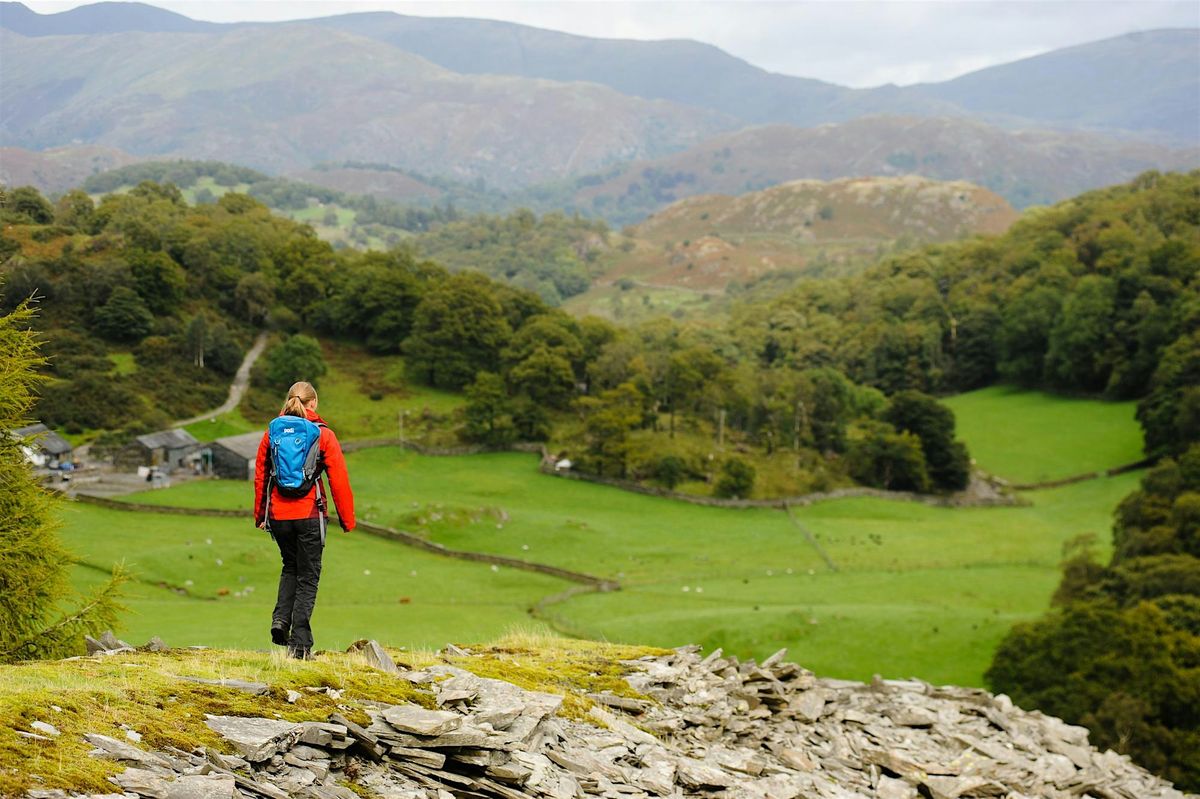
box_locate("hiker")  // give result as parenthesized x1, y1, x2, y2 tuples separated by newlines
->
(253, 381, 355, 660)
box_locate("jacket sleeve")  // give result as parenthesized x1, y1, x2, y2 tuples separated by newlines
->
(321, 427, 356, 531)
(253, 431, 271, 526)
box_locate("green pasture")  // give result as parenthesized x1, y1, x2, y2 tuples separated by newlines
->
(943, 386, 1142, 483)
(98, 386, 1145, 685)
(62, 503, 566, 652)
(117, 448, 1139, 686)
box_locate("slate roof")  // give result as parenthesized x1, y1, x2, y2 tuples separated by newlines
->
(135, 429, 200, 450)
(210, 431, 264, 460)
(14, 422, 73, 455)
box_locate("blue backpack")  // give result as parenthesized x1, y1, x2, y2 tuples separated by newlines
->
(267, 415, 325, 498)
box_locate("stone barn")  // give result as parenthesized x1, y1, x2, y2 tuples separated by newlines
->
(118, 429, 199, 471)
(14, 422, 73, 468)
(208, 431, 264, 480)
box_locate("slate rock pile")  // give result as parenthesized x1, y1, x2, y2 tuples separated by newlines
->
(24, 643, 1191, 799)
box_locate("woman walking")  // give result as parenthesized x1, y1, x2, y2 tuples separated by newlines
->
(253, 381, 355, 659)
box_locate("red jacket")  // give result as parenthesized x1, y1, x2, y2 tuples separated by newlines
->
(254, 409, 355, 531)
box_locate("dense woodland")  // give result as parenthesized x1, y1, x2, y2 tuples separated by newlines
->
(1, 170, 1198, 784)
(988, 448, 1200, 788)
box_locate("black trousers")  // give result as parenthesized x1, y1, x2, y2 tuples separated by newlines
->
(270, 517, 325, 651)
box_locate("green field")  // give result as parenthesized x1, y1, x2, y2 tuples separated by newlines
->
(62, 503, 567, 652)
(115, 450, 1138, 685)
(89, 386, 1144, 685)
(943, 386, 1142, 483)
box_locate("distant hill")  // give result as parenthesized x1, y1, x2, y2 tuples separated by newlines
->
(0, 144, 142, 194)
(0, 25, 736, 189)
(566, 175, 1017, 320)
(568, 116, 1200, 221)
(6, 4, 1195, 144)
(307, 11, 930, 128)
(911, 29, 1200, 144)
(313, 16, 1199, 144)
(0, 0, 217, 35)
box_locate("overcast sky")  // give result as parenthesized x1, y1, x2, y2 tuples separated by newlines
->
(23, 1, 1200, 87)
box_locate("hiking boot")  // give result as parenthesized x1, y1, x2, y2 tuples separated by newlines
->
(270, 623, 288, 646)
(287, 646, 313, 661)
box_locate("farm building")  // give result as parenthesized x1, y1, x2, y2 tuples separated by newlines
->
(207, 431, 264, 480)
(117, 429, 200, 471)
(14, 423, 73, 468)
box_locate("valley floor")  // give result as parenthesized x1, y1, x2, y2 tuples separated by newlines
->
(63, 387, 1143, 688)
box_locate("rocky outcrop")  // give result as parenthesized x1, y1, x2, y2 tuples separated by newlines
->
(24, 644, 1189, 799)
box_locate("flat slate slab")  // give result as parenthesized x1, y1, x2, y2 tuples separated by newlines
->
(380, 704, 462, 736)
(203, 715, 299, 762)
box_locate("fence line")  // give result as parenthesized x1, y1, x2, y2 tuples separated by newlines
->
(783, 503, 839, 572)
(1009, 457, 1156, 491)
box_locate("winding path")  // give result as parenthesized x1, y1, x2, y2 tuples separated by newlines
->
(174, 332, 269, 428)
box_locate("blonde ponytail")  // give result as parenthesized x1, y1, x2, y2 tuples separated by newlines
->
(282, 381, 317, 417)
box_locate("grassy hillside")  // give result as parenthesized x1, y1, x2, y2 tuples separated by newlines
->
(567, 175, 1018, 319)
(0, 144, 140, 195)
(557, 478, 1139, 686)
(93, 388, 1144, 686)
(98, 451, 1139, 686)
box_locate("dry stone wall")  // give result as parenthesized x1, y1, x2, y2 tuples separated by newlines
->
(22, 641, 1191, 799)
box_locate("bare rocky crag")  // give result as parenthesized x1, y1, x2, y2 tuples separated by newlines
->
(24, 638, 1190, 799)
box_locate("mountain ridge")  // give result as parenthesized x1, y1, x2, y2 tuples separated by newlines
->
(567, 116, 1200, 220)
(2, 2, 1196, 144)
(0, 23, 737, 187)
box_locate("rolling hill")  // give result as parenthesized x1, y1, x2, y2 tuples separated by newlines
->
(569, 116, 1200, 220)
(0, 24, 736, 188)
(911, 29, 1200, 144)
(565, 175, 1018, 319)
(0, 144, 141, 194)
(0, 0, 217, 35)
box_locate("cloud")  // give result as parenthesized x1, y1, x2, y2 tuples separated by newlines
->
(21, 0, 1200, 86)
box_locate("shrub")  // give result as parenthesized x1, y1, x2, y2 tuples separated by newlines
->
(846, 421, 931, 492)
(653, 455, 688, 489)
(263, 334, 327, 391)
(714, 457, 756, 499)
